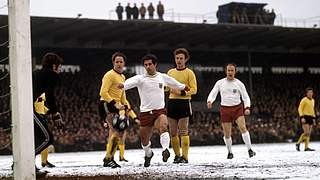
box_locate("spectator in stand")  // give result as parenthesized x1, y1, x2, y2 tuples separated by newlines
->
(270, 9, 276, 25)
(157, 1, 165, 20)
(125, 3, 132, 20)
(132, 3, 139, 20)
(139, 3, 146, 20)
(115, 3, 124, 20)
(147, 3, 155, 20)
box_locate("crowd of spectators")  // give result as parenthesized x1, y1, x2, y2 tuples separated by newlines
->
(116, 1, 164, 21)
(1, 67, 320, 154)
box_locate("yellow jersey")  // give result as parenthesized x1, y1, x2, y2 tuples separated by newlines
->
(34, 93, 48, 115)
(99, 69, 127, 106)
(298, 97, 315, 117)
(167, 67, 197, 100)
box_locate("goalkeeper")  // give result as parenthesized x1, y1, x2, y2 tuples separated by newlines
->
(32, 53, 64, 172)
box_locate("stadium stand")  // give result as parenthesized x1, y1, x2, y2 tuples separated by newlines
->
(0, 15, 320, 154)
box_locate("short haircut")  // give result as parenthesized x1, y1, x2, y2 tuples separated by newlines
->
(142, 54, 158, 65)
(111, 52, 126, 63)
(42, 52, 63, 69)
(305, 87, 313, 93)
(174, 48, 190, 61)
(224, 63, 237, 71)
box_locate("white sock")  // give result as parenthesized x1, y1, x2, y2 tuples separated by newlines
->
(242, 131, 252, 150)
(160, 132, 170, 151)
(141, 141, 152, 157)
(223, 136, 232, 153)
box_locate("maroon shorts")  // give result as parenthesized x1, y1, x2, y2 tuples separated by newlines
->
(220, 104, 244, 123)
(139, 108, 167, 127)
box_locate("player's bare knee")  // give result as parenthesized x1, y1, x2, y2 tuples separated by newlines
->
(140, 136, 149, 145)
(159, 126, 168, 134)
(239, 126, 247, 134)
(159, 123, 169, 133)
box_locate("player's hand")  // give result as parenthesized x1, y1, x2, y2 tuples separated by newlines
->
(184, 86, 190, 91)
(207, 101, 212, 109)
(301, 118, 305, 124)
(115, 103, 125, 110)
(134, 118, 140, 126)
(244, 109, 250, 115)
(117, 83, 124, 89)
(103, 122, 108, 128)
(170, 89, 181, 95)
(52, 112, 64, 129)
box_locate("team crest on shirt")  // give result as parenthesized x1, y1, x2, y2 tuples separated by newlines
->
(233, 89, 237, 93)
(159, 83, 163, 88)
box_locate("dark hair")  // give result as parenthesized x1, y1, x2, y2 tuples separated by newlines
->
(111, 52, 126, 63)
(305, 87, 313, 93)
(224, 63, 237, 71)
(174, 48, 190, 61)
(42, 53, 63, 69)
(142, 54, 157, 65)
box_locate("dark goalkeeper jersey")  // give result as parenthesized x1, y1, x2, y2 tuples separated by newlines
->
(32, 68, 60, 114)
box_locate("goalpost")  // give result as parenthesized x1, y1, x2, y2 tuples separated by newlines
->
(8, 0, 35, 179)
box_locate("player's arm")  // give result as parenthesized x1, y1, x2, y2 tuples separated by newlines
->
(45, 73, 64, 128)
(165, 70, 173, 93)
(314, 100, 317, 125)
(298, 98, 305, 118)
(184, 70, 197, 96)
(120, 90, 128, 110)
(119, 75, 140, 90)
(298, 98, 307, 123)
(100, 73, 123, 112)
(239, 81, 251, 109)
(314, 100, 318, 119)
(99, 73, 114, 103)
(207, 81, 220, 109)
(162, 74, 187, 91)
(239, 81, 251, 115)
(45, 72, 59, 115)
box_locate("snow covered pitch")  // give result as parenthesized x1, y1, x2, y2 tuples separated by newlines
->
(1, 142, 319, 179)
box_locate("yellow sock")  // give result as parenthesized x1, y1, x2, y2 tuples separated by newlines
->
(41, 148, 48, 164)
(304, 136, 310, 150)
(181, 135, 190, 160)
(171, 136, 181, 156)
(106, 134, 118, 160)
(119, 144, 125, 159)
(297, 134, 305, 144)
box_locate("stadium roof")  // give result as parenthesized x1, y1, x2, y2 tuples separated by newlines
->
(218, 2, 268, 9)
(1, 15, 320, 53)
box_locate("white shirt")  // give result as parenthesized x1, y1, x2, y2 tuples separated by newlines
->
(124, 72, 186, 112)
(207, 78, 251, 108)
